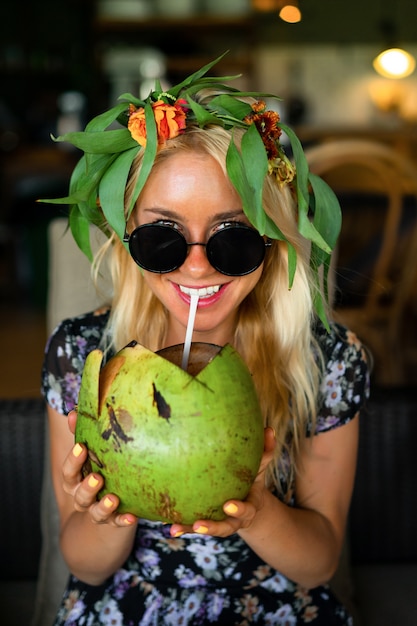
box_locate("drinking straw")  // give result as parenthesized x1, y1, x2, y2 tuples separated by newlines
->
(181, 293, 199, 371)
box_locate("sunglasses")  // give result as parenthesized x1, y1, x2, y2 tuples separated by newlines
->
(123, 223, 271, 276)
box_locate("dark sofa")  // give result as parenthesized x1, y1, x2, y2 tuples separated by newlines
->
(1, 387, 417, 626)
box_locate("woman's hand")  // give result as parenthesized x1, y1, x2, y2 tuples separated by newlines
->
(64, 409, 137, 528)
(170, 426, 276, 538)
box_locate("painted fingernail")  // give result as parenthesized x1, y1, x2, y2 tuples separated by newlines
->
(88, 475, 99, 488)
(173, 530, 184, 538)
(195, 525, 208, 534)
(103, 496, 113, 509)
(73, 443, 83, 458)
(224, 503, 239, 515)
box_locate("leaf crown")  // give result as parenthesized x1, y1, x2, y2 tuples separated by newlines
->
(40, 52, 341, 327)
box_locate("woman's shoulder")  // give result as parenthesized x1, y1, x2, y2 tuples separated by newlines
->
(313, 321, 366, 352)
(313, 319, 370, 434)
(314, 319, 368, 365)
(47, 307, 110, 352)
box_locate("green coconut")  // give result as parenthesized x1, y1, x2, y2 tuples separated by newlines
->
(75, 341, 264, 524)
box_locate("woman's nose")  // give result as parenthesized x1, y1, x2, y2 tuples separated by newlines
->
(182, 242, 214, 277)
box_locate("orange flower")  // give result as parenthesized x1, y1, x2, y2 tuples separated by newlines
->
(251, 99, 267, 113)
(128, 100, 187, 148)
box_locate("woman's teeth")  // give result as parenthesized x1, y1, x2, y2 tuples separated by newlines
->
(179, 285, 221, 298)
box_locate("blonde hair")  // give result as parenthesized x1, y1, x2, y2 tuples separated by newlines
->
(94, 124, 323, 494)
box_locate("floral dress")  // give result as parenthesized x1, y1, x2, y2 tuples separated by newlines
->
(42, 310, 370, 626)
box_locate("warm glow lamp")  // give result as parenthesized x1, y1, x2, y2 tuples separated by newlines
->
(373, 47, 416, 79)
(279, 0, 301, 23)
(252, 0, 278, 10)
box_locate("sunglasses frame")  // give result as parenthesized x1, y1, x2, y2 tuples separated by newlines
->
(123, 222, 272, 276)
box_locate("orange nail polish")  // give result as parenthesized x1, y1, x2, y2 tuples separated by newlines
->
(103, 496, 113, 508)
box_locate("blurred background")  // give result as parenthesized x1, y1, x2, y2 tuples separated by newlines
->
(1, 0, 417, 394)
(2, 3, 417, 625)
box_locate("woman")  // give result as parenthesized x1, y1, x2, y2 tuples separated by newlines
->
(42, 56, 369, 624)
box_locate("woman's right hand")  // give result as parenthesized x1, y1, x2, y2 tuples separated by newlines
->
(63, 409, 137, 527)
(48, 404, 138, 585)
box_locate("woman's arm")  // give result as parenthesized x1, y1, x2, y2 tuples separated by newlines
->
(48, 405, 138, 585)
(171, 415, 359, 589)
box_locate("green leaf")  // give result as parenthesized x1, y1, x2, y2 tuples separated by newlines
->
(186, 96, 223, 127)
(279, 123, 333, 254)
(314, 292, 330, 331)
(226, 132, 286, 241)
(226, 139, 255, 219)
(278, 124, 336, 326)
(52, 128, 138, 154)
(69, 206, 93, 261)
(38, 153, 114, 207)
(183, 80, 239, 100)
(298, 209, 331, 254)
(321, 252, 332, 303)
(309, 172, 342, 252)
(99, 146, 140, 241)
(312, 271, 331, 331)
(279, 123, 309, 180)
(71, 154, 107, 192)
(153, 79, 163, 95)
(208, 95, 253, 120)
(117, 93, 146, 107)
(127, 101, 158, 219)
(240, 124, 268, 231)
(71, 153, 117, 196)
(85, 102, 130, 132)
(280, 123, 309, 208)
(167, 52, 230, 97)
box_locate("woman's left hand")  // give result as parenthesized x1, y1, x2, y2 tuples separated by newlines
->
(170, 426, 276, 538)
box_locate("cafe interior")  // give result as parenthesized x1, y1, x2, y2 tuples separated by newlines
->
(1, 0, 417, 624)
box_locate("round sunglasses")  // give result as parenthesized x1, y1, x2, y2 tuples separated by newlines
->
(123, 223, 271, 276)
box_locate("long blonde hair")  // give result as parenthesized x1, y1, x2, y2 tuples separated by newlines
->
(94, 124, 323, 493)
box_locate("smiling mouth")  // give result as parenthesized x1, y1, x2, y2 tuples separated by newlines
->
(179, 285, 221, 298)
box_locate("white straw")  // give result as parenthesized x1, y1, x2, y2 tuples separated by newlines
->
(181, 293, 199, 371)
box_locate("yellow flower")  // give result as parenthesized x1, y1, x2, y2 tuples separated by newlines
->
(268, 152, 296, 186)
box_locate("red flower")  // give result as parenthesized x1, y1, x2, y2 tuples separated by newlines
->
(244, 102, 282, 160)
(244, 101, 295, 185)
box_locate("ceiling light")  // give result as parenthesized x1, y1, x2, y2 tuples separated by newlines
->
(279, 0, 301, 23)
(373, 47, 416, 79)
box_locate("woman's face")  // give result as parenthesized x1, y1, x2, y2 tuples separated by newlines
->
(132, 151, 264, 346)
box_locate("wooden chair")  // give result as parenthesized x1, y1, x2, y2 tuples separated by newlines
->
(305, 139, 417, 385)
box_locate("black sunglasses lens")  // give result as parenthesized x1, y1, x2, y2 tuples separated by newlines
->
(207, 227, 266, 276)
(129, 224, 187, 273)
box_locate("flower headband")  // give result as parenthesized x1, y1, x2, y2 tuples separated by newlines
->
(40, 52, 341, 327)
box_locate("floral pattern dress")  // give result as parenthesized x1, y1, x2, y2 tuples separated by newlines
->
(42, 310, 370, 626)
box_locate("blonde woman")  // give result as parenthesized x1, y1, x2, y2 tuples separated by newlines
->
(42, 56, 369, 625)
